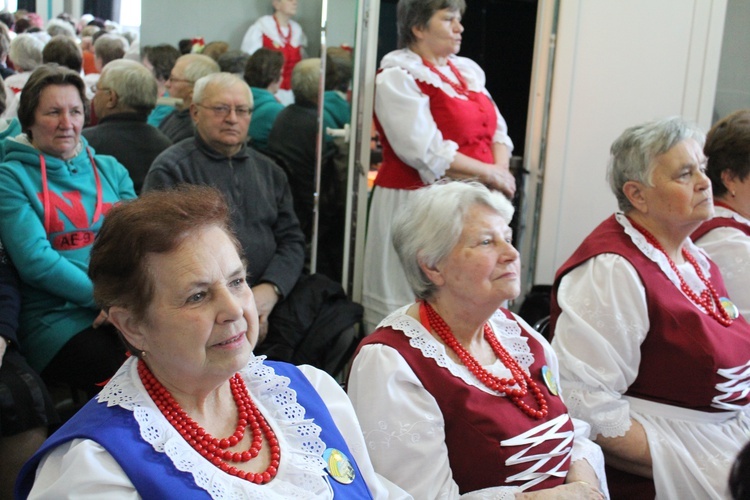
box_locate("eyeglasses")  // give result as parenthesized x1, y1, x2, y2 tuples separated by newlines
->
(168, 74, 193, 84)
(197, 104, 253, 118)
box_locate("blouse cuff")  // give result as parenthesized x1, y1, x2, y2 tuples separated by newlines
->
(421, 140, 459, 184)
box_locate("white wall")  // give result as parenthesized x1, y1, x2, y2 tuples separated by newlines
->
(523, 0, 726, 285)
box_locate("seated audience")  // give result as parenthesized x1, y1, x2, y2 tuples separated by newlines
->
(348, 180, 607, 498)
(693, 109, 750, 321)
(0, 238, 58, 500)
(44, 18, 75, 39)
(157, 53, 219, 143)
(0, 65, 136, 398)
(2, 33, 44, 118)
(551, 116, 750, 498)
(243, 47, 284, 152)
(16, 185, 408, 499)
(83, 59, 172, 193)
(141, 43, 181, 128)
(268, 59, 343, 281)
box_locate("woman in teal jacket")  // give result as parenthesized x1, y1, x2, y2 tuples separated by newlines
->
(0, 64, 136, 397)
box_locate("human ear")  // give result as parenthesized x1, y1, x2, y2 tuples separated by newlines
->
(623, 180, 648, 214)
(107, 306, 147, 353)
(418, 256, 445, 287)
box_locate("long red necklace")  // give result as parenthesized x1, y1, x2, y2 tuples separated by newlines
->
(420, 301, 548, 419)
(421, 57, 470, 96)
(273, 14, 292, 47)
(138, 360, 280, 484)
(628, 218, 733, 326)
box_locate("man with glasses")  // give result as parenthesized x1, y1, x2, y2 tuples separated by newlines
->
(144, 73, 305, 345)
(157, 53, 219, 143)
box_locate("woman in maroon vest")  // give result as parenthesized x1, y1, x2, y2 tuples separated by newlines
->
(350, 181, 607, 498)
(551, 116, 750, 499)
(362, 0, 516, 334)
(693, 109, 750, 322)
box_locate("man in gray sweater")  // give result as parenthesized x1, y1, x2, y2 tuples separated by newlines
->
(144, 72, 305, 343)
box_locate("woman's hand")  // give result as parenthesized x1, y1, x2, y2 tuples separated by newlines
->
(516, 481, 604, 499)
(486, 165, 516, 198)
(251, 283, 280, 345)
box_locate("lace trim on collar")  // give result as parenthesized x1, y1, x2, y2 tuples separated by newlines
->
(379, 305, 534, 395)
(98, 356, 332, 499)
(714, 205, 750, 227)
(616, 213, 712, 295)
(380, 49, 481, 92)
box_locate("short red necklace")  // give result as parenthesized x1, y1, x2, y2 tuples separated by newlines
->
(421, 57, 470, 96)
(137, 360, 280, 484)
(628, 217, 733, 327)
(420, 301, 548, 419)
(273, 14, 292, 46)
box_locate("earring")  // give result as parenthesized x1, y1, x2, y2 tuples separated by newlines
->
(140, 350, 147, 358)
(732, 191, 737, 197)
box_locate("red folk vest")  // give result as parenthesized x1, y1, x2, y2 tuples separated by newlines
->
(374, 79, 497, 190)
(692, 214, 750, 240)
(359, 310, 573, 493)
(261, 34, 302, 91)
(551, 215, 750, 412)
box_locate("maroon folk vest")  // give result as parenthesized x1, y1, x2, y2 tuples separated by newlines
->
(374, 76, 497, 190)
(358, 310, 573, 494)
(692, 214, 750, 240)
(551, 215, 750, 412)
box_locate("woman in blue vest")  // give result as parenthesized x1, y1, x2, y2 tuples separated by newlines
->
(349, 180, 607, 498)
(17, 186, 409, 499)
(550, 117, 750, 498)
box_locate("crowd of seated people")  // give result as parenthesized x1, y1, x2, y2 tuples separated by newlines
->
(1, 4, 750, 500)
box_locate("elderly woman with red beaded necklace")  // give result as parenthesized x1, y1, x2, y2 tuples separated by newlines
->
(692, 109, 750, 322)
(16, 186, 409, 500)
(550, 116, 750, 499)
(348, 180, 607, 499)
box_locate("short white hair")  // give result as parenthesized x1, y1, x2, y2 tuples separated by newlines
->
(392, 180, 515, 300)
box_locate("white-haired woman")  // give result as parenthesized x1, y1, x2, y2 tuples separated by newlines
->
(349, 181, 607, 499)
(551, 117, 750, 498)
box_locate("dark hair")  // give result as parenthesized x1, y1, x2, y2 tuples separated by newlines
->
(326, 47, 353, 92)
(142, 43, 180, 82)
(397, 0, 466, 48)
(89, 185, 242, 327)
(14, 17, 31, 34)
(704, 109, 750, 198)
(0, 74, 6, 116)
(42, 35, 83, 73)
(244, 48, 284, 88)
(18, 64, 88, 138)
(218, 50, 250, 75)
(0, 11, 14, 30)
(730, 441, 750, 500)
(178, 38, 193, 55)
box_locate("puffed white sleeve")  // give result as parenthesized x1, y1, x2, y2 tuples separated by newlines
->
(240, 20, 263, 55)
(551, 253, 650, 439)
(28, 439, 137, 499)
(297, 365, 413, 500)
(374, 66, 459, 184)
(348, 344, 522, 500)
(694, 227, 750, 322)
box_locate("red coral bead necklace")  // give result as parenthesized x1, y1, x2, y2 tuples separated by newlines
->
(420, 301, 548, 419)
(627, 217, 733, 326)
(137, 360, 281, 484)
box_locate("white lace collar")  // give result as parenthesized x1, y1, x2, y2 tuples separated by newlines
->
(98, 355, 334, 499)
(616, 212, 713, 299)
(714, 205, 750, 227)
(379, 305, 534, 396)
(380, 48, 483, 93)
